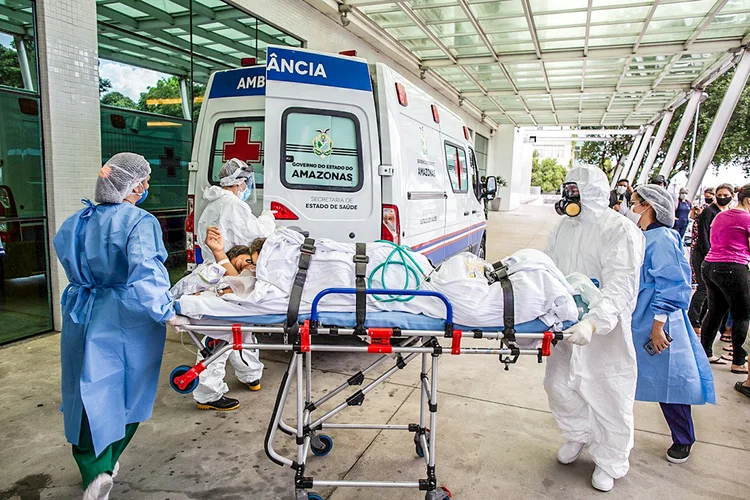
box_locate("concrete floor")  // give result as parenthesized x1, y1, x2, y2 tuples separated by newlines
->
(1, 205, 749, 500)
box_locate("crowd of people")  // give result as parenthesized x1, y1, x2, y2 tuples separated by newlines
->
(51, 152, 749, 500)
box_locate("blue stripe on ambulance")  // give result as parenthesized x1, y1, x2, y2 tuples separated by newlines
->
(208, 66, 266, 99)
(266, 46, 372, 92)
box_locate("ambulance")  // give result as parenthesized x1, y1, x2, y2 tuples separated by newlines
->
(186, 46, 497, 268)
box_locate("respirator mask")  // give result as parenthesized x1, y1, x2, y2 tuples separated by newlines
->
(555, 182, 582, 217)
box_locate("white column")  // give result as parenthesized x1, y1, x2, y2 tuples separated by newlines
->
(37, 0, 101, 330)
(637, 110, 674, 185)
(14, 36, 34, 92)
(658, 90, 702, 177)
(487, 125, 531, 212)
(686, 48, 750, 199)
(612, 134, 642, 188)
(626, 124, 655, 183)
(179, 77, 192, 121)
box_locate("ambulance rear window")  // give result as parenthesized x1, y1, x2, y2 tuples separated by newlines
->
(209, 118, 265, 187)
(280, 108, 363, 193)
(444, 142, 468, 193)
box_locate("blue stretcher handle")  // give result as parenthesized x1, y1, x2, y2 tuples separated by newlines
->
(310, 287, 453, 324)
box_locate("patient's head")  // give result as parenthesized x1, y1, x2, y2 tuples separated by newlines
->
(226, 245, 253, 272)
(249, 237, 266, 264)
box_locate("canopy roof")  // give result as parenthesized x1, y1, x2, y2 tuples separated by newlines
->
(345, 0, 750, 127)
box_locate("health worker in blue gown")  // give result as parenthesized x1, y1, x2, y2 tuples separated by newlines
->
(54, 153, 186, 500)
(627, 184, 715, 465)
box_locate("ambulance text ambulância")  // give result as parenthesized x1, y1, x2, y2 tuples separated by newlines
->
(267, 52, 327, 78)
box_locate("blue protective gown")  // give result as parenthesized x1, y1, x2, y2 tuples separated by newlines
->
(53, 200, 174, 456)
(632, 226, 715, 405)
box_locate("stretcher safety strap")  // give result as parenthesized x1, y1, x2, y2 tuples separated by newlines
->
(286, 238, 316, 332)
(485, 260, 516, 337)
(354, 243, 369, 335)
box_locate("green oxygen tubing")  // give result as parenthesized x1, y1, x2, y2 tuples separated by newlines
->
(367, 240, 428, 302)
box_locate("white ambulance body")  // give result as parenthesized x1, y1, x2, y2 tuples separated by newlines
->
(186, 46, 490, 268)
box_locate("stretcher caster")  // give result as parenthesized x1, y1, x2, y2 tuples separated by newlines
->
(307, 494, 323, 500)
(169, 365, 198, 394)
(414, 429, 430, 458)
(311, 434, 333, 457)
(425, 486, 452, 500)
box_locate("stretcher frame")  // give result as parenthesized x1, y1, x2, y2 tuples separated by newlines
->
(170, 287, 566, 500)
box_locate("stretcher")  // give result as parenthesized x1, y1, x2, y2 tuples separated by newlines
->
(168, 240, 571, 500)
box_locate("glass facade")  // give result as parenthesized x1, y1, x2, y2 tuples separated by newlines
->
(95, 0, 303, 281)
(474, 132, 489, 178)
(0, 0, 53, 343)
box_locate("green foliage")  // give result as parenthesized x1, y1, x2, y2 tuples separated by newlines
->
(531, 151, 567, 193)
(99, 77, 112, 95)
(576, 131, 631, 182)
(100, 91, 137, 109)
(0, 43, 22, 89)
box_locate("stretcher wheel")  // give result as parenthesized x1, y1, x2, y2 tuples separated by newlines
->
(441, 485, 453, 499)
(311, 434, 333, 457)
(169, 365, 197, 394)
(307, 494, 323, 500)
(414, 429, 430, 458)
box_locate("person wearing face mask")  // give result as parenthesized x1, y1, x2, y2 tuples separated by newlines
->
(192, 158, 275, 411)
(545, 167, 645, 492)
(700, 183, 750, 375)
(628, 185, 715, 464)
(609, 179, 632, 211)
(674, 188, 692, 238)
(53, 153, 185, 500)
(687, 184, 734, 336)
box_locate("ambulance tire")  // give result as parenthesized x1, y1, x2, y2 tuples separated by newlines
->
(478, 237, 486, 260)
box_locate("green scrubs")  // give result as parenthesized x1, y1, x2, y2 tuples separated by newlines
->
(72, 411, 138, 489)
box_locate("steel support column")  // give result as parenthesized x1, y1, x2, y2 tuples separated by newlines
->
(612, 133, 643, 189)
(178, 77, 191, 121)
(626, 124, 655, 184)
(686, 48, 750, 199)
(14, 36, 34, 91)
(637, 110, 674, 184)
(658, 90, 703, 177)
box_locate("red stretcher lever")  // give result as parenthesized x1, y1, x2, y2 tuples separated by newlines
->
(541, 331, 554, 357)
(300, 320, 311, 353)
(232, 323, 243, 350)
(451, 330, 463, 355)
(174, 362, 206, 391)
(368, 327, 393, 354)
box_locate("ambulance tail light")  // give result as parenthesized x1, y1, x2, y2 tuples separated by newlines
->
(241, 57, 257, 67)
(431, 104, 440, 124)
(186, 194, 195, 265)
(395, 82, 408, 107)
(381, 205, 400, 244)
(339, 50, 357, 57)
(463, 126, 470, 140)
(271, 201, 299, 220)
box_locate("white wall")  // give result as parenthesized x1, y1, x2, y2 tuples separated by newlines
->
(487, 126, 533, 211)
(37, 0, 102, 329)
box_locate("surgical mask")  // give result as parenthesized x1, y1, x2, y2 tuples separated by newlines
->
(716, 196, 732, 207)
(239, 185, 251, 202)
(616, 185, 627, 195)
(625, 203, 643, 225)
(679, 194, 687, 201)
(135, 187, 148, 205)
(555, 182, 582, 217)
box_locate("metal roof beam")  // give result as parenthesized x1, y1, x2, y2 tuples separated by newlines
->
(684, 0, 730, 49)
(520, 0, 542, 59)
(124, 0, 176, 25)
(460, 83, 685, 97)
(633, 0, 659, 53)
(397, 1, 456, 64)
(97, 5, 140, 29)
(420, 39, 744, 67)
(0, 4, 32, 24)
(0, 18, 29, 36)
(166, 0, 216, 19)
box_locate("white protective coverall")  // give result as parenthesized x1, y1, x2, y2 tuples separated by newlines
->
(193, 185, 275, 403)
(543, 166, 645, 479)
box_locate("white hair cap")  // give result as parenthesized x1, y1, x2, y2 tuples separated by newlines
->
(637, 184, 676, 228)
(219, 158, 253, 187)
(95, 153, 151, 204)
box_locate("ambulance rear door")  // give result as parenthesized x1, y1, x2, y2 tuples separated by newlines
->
(262, 46, 381, 242)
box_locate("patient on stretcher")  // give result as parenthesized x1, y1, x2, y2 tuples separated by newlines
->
(170, 228, 265, 298)
(176, 228, 596, 332)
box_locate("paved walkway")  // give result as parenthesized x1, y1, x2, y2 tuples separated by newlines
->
(1, 205, 748, 500)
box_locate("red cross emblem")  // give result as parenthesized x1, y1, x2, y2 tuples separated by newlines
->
(222, 127, 262, 163)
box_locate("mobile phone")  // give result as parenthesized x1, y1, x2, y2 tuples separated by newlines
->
(644, 333, 673, 355)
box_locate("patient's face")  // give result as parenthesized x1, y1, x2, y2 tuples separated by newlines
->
(231, 253, 254, 272)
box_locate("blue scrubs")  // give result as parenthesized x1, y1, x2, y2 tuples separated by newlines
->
(54, 200, 174, 456)
(632, 224, 715, 444)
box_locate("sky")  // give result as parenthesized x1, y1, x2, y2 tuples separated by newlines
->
(671, 163, 750, 191)
(0, 33, 12, 48)
(99, 59, 168, 101)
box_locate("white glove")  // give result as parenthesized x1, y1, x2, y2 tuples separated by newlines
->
(261, 209, 276, 219)
(167, 315, 190, 333)
(564, 319, 595, 346)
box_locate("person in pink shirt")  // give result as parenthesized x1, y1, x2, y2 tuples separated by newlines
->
(701, 183, 750, 375)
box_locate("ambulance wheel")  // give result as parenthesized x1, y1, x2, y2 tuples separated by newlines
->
(169, 365, 197, 394)
(307, 493, 323, 500)
(311, 435, 333, 457)
(478, 237, 486, 260)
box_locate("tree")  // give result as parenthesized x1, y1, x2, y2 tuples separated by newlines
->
(99, 77, 112, 95)
(531, 150, 567, 193)
(137, 76, 205, 119)
(576, 130, 632, 182)
(0, 42, 23, 89)
(101, 91, 137, 109)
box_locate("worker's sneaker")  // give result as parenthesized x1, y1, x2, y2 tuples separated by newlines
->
(82, 472, 113, 500)
(666, 443, 691, 464)
(248, 380, 261, 391)
(591, 466, 614, 492)
(111, 462, 119, 479)
(557, 441, 585, 465)
(197, 396, 240, 411)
